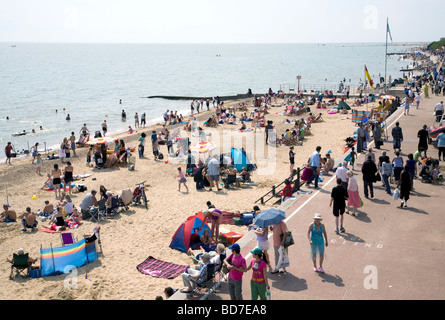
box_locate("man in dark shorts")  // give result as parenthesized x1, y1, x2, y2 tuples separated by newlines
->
(5, 142, 15, 165)
(329, 178, 349, 234)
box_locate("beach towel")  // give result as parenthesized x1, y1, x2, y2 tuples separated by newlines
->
(220, 211, 242, 225)
(38, 228, 63, 233)
(220, 231, 244, 245)
(136, 256, 189, 279)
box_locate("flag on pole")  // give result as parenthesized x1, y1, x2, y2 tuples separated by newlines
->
(364, 65, 374, 89)
(387, 20, 393, 42)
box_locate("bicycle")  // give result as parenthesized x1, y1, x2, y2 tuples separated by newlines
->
(133, 181, 148, 210)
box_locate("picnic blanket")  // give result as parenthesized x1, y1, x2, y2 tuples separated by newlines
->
(137, 256, 189, 279)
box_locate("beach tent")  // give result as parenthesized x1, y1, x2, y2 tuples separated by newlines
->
(169, 212, 211, 253)
(337, 101, 351, 110)
(40, 238, 98, 277)
(231, 148, 251, 172)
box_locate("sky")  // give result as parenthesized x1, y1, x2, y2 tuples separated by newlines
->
(0, 0, 443, 44)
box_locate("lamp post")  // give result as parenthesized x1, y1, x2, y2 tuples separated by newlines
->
(296, 75, 302, 94)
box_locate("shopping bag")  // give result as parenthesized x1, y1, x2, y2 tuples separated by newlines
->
(393, 188, 400, 200)
(275, 246, 290, 270)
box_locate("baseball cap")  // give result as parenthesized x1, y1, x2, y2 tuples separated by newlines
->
(229, 243, 240, 251)
(250, 247, 262, 256)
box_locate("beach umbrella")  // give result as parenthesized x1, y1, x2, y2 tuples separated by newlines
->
(381, 95, 395, 100)
(253, 208, 286, 228)
(87, 136, 116, 145)
(190, 141, 216, 154)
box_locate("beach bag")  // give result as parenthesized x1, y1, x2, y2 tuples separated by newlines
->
(393, 188, 400, 200)
(375, 172, 381, 182)
(280, 231, 295, 248)
(158, 152, 164, 160)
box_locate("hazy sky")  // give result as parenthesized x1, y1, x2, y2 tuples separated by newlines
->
(0, 0, 443, 44)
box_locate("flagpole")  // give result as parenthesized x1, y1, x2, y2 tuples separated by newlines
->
(385, 17, 389, 93)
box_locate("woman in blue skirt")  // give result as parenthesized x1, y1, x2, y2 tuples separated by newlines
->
(307, 213, 328, 273)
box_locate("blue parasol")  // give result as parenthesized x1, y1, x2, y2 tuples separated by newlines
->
(253, 209, 286, 227)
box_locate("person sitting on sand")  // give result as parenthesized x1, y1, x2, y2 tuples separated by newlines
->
(38, 200, 55, 220)
(17, 207, 38, 232)
(1, 204, 17, 223)
(45, 206, 66, 229)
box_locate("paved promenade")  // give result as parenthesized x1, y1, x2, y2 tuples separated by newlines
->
(205, 92, 445, 300)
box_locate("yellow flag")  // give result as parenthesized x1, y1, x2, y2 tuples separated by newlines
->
(365, 65, 374, 88)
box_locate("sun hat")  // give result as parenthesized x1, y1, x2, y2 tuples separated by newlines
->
(250, 247, 263, 256)
(313, 213, 322, 220)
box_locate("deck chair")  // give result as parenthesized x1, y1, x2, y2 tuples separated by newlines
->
(60, 232, 77, 246)
(9, 253, 30, 280)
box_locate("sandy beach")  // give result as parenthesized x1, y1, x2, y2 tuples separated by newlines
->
(0, 94, 381, 300)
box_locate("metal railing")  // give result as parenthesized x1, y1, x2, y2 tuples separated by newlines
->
(255, 167, 302, 205)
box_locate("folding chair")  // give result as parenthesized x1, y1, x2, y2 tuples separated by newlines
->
(87, 207, 99, 222)
(97, 199, 107, 220)
(190, 263, 216, 296)
(60, 232, 77, 246)
(214, 252, 227, 281)
(9, 253, 30, 280)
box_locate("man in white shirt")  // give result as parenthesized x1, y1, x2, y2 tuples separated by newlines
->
(335, 161, 349, 190)
(207, 156, 221, 191)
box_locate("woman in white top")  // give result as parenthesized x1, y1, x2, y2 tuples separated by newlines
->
(63, 194, 75, 216)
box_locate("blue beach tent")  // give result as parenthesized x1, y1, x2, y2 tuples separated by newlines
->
(169, 212, 211, 253)
(231, 148, 251, 172)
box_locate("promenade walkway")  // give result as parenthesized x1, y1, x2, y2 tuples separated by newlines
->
(204, 91, 445, 300)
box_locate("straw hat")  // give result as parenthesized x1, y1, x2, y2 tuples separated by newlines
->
(313, 213, 322, 220)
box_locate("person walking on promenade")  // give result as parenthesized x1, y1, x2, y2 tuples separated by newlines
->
(380, 155, 393, 195)
(391, 122, 404, 151)
(417, 125, 429, 157)
(397, 165, 412, 208)
(224, 243, 246, 300)
(362, 155, 378, 199)
(306, 146, 322, 189)
(271, 220, 289, 274)
(346, 171, 361, 216)
(330, 178, 348, 234)
(434, 101, 444, 123)
(245, 248, 270, 301)
(335, 161, 349, 190)
(392, 151, 404, 182)
(357, 123, 366, 153)
(307, 213, 328, 273)
(437, 131, 445, 161)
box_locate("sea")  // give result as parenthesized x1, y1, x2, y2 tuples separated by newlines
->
(0, 42, 419, 157)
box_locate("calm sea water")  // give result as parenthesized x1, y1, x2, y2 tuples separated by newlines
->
(0, 43, 416, 156)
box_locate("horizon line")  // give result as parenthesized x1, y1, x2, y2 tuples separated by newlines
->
(1, 41, 431, 45)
